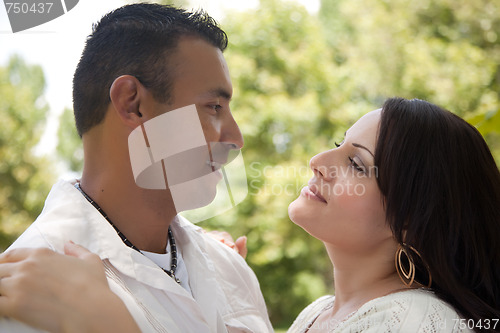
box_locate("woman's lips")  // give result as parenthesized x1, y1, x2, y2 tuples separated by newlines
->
(301, 184, 327, 203)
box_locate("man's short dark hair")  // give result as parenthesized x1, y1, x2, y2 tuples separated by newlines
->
(73, 3, 228, 137)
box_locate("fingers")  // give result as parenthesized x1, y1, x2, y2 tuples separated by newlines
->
(64, 242, 105, 275)
(0, 248, 57, 298)
(0, 274, 19, 301)
(235, 236, 248, 259)
(0, 247, 52, 263)
(0, 244, 109, 332)
(0, 264, 16, 297)
(0, 262, 15, 280)
(0, 297, 10, 316)
(64, 241, 92, 258)
(207, 231, 236, 249)
(0, 286, 18, 319)
(208, 231, 235, 244)
(0, 261, 53, 319)
(206, 230, 248, 259)
(0, 243, 93, 264)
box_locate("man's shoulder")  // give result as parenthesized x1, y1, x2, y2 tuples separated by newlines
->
(7, 222, 51, 250)
(178, 217, 248, 266)
(8, 178, 101, 252)
(174, 216, 256, 279)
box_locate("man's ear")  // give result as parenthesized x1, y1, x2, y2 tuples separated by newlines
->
(109, 75, 144, 129)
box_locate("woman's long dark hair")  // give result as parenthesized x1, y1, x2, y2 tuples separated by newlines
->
(374, 97, 500, 330)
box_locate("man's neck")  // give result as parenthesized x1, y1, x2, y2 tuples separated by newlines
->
(79, 173, 177, 254)
(79, 122, 179, 253)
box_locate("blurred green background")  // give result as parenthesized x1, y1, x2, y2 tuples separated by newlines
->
(1, 0, 499, 330)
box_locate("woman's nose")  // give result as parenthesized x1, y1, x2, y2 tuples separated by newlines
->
(310, 150, 335, 182)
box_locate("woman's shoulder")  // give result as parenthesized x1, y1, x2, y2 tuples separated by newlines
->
(288, 295, 334, 333)
(342, 289, 471, 332)
(368, 288, 459, 316)
(304, 295, 335, 312)
(288, 289, 472, 333)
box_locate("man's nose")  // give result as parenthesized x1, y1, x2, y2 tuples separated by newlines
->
(221, 112, 244, 149)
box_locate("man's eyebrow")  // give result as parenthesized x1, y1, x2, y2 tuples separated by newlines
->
(352, 143, 374, 158)
(207, 88, 232, 101)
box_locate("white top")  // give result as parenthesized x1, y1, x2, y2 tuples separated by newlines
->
(0, 179, 273, 333)
(288, 289, 472, 333)
(142, 242, 192, 294)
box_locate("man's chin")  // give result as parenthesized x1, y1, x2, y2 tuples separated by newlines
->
(170, 173, 221, 213)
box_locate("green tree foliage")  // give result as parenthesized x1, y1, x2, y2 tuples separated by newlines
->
(57, 107, 83, 172)
(0, 56, 55, 250)
(318, 0, 500, 161)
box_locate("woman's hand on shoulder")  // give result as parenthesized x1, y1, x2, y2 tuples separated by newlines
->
(0, 243, 140, 333)
(205, 230, 248, 259)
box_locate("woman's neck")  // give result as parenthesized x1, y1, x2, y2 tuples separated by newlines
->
(324, 242, 408, 319)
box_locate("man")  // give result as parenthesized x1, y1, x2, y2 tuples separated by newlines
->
(0, 4, 272, 332)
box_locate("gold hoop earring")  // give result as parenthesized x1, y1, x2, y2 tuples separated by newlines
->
(395, 243, 432, 288)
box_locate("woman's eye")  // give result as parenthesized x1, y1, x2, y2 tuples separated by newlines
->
(334, 140, 344, 148)
(349, 156, 365, 173)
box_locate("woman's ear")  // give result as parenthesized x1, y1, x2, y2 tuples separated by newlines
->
(109, 75, 144, 129)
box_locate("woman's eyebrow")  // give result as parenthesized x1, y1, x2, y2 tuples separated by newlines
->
(352, 143, 374, 158)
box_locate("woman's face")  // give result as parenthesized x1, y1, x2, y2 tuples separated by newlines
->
(288, 109, 392, 252)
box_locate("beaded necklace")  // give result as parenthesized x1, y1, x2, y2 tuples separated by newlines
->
(74, 182, 180, 284)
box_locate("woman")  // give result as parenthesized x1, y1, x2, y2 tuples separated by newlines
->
(0, 97, 499, 332)
(287, 97, 500, 332)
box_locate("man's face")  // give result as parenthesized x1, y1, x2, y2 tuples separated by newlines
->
(154, 36, 243, 150)
(132, 36, 244, 214)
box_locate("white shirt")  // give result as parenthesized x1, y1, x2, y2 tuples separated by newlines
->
(0, 179, 273, 333)
(142, 244, 192, 294)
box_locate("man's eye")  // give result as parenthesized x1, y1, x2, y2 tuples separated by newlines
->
(211, 105, 222, 112)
